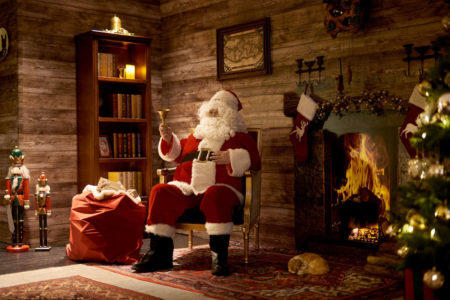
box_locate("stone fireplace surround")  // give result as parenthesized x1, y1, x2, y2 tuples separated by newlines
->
(284, 93, 409, 251)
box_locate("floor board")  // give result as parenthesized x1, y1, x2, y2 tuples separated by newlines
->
(0, 233, 208, 275)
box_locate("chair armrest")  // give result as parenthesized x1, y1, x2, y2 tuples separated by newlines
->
(157, 167, 177, 184)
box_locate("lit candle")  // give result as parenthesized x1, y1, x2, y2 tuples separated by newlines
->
(125, 64, 135, 79)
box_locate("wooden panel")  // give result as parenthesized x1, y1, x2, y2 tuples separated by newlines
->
(159, 0, 448, 249)
(0, 0, 162, 244)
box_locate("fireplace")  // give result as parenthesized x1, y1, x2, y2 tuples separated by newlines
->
(291, 109, 407, 249)
(333, 133, 390, 244)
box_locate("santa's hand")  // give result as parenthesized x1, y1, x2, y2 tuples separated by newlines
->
(159, 124, 173, 143)
(210, 151, 230, 165)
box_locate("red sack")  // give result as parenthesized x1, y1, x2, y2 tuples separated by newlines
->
(66, 191, 146, 264)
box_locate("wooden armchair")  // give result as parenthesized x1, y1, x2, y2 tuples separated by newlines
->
(156, 128, 262, 264)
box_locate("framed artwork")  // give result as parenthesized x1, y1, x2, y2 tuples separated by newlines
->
(216, 18, 271, 81)
(99, 135, 112, 158)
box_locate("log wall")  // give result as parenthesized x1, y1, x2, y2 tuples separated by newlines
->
(0, 0, 448, 249)
(0, 0, 162, 246)
(160, 0, 449, 248)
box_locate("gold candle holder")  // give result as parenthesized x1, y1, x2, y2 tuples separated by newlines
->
(157, 108, 170, 125)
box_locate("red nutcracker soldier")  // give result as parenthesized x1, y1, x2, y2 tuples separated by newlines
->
(3, 146, 30, 252)
(35, 172, 51, 251)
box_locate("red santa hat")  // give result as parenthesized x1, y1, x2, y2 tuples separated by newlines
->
(209, 90, 243, 111)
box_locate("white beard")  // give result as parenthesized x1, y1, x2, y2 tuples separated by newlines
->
(193, 100, 247, 151)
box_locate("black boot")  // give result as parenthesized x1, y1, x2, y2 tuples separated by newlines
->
(132, 233, 173, 272)
(210, 234, 230, 276)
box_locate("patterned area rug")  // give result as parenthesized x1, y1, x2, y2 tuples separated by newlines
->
(0, 275, 161, 300)
(96, 244, 404, 300)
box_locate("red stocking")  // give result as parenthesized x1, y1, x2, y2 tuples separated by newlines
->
(289, 93, 317, 163)
(400, 85, 427, 158)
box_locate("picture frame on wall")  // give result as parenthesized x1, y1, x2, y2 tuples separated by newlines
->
(216, 18, 271, 81)
(99, 135, 112, 158)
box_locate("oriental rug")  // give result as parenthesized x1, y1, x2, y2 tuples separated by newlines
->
(0, 275, 161, 300)
(95, 244, 404, 300)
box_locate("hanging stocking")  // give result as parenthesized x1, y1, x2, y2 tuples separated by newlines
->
(289, 93, 317, 163)
(400, 84, 427, 158)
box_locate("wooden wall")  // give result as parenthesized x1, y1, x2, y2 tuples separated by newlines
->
(0, 0, 448, 249)
(160, 0, 449, 248)
(0, 0, 162, 246)
(0, 0, 19, 242)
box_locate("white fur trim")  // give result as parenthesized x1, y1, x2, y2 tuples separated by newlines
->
(228, 148, 251, 177)
(168, 181, 193, 196)
(158, 133, 181, 161)
(198, 138, 225, 152)
(145, 224, 175, 238)
(409, 84, 427, 109)
(214, 183, 244, 204)
(210, 90, 239, 111)
(297, 93, 317, 121)
(191, 160, 216, 195)
(205, 222, 234, 235)
(82, 185, 141, 204)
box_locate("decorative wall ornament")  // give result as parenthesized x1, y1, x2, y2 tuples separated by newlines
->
(0, 27, 9, 61)
(323, 0, 367, 38)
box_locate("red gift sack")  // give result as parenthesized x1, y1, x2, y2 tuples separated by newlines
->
(66, 191, 146, 264)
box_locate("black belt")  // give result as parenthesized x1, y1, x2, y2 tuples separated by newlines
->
(181, 151, 200, 162)
(181, 150, 214, 162)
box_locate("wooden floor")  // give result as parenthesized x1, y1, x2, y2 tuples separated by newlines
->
(0, 233, 208, 276)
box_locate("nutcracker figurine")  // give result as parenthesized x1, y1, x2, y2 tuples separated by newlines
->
(35, 171, 51, 251)
(3, 146, 30, 252)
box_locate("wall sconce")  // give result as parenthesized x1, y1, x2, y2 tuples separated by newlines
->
(125, 64, 135, 79)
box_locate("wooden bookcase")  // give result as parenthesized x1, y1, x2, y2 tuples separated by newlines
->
(75, 30, 152, 199)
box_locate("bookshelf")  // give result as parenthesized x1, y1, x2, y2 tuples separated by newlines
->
(75, 30, 152, 200)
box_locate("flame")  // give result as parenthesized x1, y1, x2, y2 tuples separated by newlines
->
(336, 133, 390, 216)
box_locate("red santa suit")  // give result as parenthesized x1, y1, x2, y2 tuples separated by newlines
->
(146, 91, 261, 238)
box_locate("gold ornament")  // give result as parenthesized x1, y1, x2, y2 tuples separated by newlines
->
(397, 245, 409, 258)
(408, 158, 423, 180)
(423, 267, 445, 290)
(409, 213, 427, 231)
(110, 15, 121, 31)
(435, 203, 450, 221)
(438, 93, 450, 114)
(385, 224, 398, 237)
(427, 162, 445, 177)
(442, 14, 450, 33)
(419, 81, 432, 97)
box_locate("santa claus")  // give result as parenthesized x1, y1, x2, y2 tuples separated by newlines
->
(132, 90, 261, 276)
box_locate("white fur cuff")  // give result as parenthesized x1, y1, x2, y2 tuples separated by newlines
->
(145, 224, 175, 238)
(191, 160, 216, 194)
(297, 93, 317, 121)
(228, 148, 250, 177)
(205, 222, 234, 235)
(409, 84, 427, 109)
(158, 133, 181, 161)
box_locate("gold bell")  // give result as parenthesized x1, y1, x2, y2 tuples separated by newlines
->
(110, 15, 121, 32)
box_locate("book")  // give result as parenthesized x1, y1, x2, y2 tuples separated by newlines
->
(117, 133, 123, 158)
(113, 133, 118, 158)
(127, 133, 132, 158)
(131, 132, 136, 158)
(107, 171, 120, 183)
(123, 134, 128, 158)
(136, 133, 142, 157)
(136, 95, 142, 118)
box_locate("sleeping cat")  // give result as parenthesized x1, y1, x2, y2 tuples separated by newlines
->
(288, 252, 329, 275)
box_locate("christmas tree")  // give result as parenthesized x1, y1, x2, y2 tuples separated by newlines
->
(391, 57, 450, 298)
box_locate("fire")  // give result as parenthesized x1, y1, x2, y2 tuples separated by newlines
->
(336, 133, 390, 214)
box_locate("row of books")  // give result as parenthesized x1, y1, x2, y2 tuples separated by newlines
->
(107, 171, 143, 196)
(112, 93, 143, 118)
(98, 53, 117, 77)
(112, 132, 142, 158)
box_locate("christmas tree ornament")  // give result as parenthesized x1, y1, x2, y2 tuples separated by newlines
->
(409, 213, 427, 231)
(423, 267, 445, 290)
(435, 202, 450, 221)
(437, 92, 450, 114)
(397, 245, 410, 258)
(427, 162, 445, 177)
(385, 224, 398, 237)
(408, 157, 423, 179)
(418, 80, 432, 97)
(420, 158, 431, 179)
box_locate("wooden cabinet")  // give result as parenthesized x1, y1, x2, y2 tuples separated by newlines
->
(75, 30, 152, 199)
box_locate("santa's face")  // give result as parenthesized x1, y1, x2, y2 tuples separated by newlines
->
(195, 100, 234, 141)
